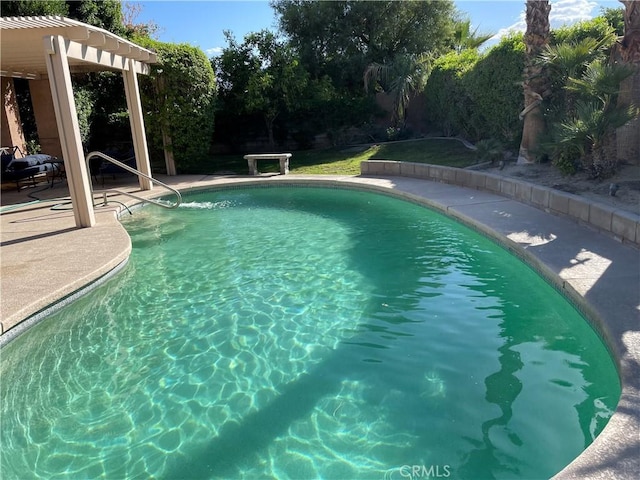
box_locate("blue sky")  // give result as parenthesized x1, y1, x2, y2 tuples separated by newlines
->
(134, 0, 622, 57)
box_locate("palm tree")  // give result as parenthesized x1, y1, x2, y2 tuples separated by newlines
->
(542, 58, 637, 176)
(517, 0, 552, 164)
(363, 53, 432, 128)
(540, 36, 614, 84)
(452, 19, 494, 53)
(539, 36, 614, 118)
(614, 0, 640, 164)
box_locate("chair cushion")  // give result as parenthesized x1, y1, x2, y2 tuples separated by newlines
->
(6, 154, 55, 171)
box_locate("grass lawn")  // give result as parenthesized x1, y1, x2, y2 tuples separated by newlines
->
(197, 138, 478, 176)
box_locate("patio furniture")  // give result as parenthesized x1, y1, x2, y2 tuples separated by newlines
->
(244, 153, 292, 175)
(1, 147, 63, 190)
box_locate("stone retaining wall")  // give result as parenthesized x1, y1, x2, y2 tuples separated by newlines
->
(361, 160, 640, 247)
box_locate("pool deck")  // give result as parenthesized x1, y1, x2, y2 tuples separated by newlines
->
(1, 173, 638, 479)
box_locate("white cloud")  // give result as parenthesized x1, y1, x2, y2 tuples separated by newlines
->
(206, 47, 224, 57)
(491, 0, 601, 43)
(549, 0, 599, 28)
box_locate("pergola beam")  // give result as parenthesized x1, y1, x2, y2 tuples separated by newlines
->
(63, 39, 151, 74)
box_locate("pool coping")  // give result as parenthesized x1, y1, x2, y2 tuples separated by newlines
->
(1, 172, 638, 478)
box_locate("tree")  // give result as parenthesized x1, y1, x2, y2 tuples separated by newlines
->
(518, 0, 552, 164)
(271, 0, 456, 87)
(215, 30, 309, 150)
(539, 42, 637, 177)
(600, 6, 625, 35)
(452, 19, 494, 53)
(564, 60, 637, 173)
(0, 0, 68, 16)
(539, 35, 615, 116)
(1, 0, 124, 33)
(613, 0, 640, 164)
(363, 53, 432, 128)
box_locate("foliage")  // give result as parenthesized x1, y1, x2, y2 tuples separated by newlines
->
(271, 0, 456, 89)
(536, 15, 637, 176)
(1, 1, 124, 34)
(538, 34, 615, 122)
(66, 0, 125, 36)
(555, 98, 638, 177)
(451, 19, 494, 53)
(424, 49, 479, 137)
(551, 16, 620, 45)
(136, 38, 216, 173)
(550, 147, 581, 175)
(424, 34, 524, 146)
(11, 79, 38, 148)
(475, 138, 504, 163)
(72, 86, 95, 150)
(566, 60, 636, 103)
(423, 12, 629, 160)
(0, 0, 68, 16)
(463, 34, 525, 146)
(214, 30, 311, 150)
(364, 53, 432, 127)
(121, 1, 160, 39)
(540, 53, 638, 177)
(540, 36, 614, 83)
(25, 139, 41, 155)
(62, 70, 129, 152)
(599, 6, 625, 35)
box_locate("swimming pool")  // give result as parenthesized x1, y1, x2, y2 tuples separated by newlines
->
(0, 186, 620, 479)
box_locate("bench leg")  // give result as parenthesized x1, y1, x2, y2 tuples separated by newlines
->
(279, 158, 289, 175)
(248, 158, 258, 175)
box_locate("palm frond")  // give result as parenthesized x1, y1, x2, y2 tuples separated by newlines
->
(565, 60, 635, 103)
(363, 53, 433, 126)
(538, 37, 607, 79)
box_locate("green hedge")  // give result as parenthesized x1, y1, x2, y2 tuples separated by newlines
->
(425, 35, 524, 147)
(136, 38, 216, 173)
(463, 35, 525, 147)
(425, 49, 479, 138)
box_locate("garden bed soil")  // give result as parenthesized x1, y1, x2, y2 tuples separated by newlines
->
(480, 162, 640, 216)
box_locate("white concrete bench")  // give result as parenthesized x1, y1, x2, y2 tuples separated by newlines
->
(243, 153, 292, 175)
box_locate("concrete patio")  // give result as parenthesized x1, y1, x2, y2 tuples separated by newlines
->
(0, 171, 638, 479)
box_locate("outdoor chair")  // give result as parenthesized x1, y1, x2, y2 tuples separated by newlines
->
(1, 146, 64, 190)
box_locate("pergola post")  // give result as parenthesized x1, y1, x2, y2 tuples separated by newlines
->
(43, 35, 95, 228)
(123, 58, 152, 190)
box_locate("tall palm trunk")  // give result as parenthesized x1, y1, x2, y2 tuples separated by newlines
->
(518, 0, 552, 164)
(615, 0, 640, 165)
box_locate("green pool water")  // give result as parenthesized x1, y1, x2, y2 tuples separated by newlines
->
(0, 187, 620, 479)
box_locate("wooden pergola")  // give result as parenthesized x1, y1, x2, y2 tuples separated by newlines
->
(0, 16, 158, 228)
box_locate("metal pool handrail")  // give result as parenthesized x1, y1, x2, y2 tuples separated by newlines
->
(85, 151, 182, 209)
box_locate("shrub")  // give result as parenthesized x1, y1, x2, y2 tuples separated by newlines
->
(475, 138, 504, 164)
(551, 17, 618, 46)
(464, 34, 525, 147)
(424, 34, 524, 147)
(136, 38, 216, 173)
(424, 49, 479, 137)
